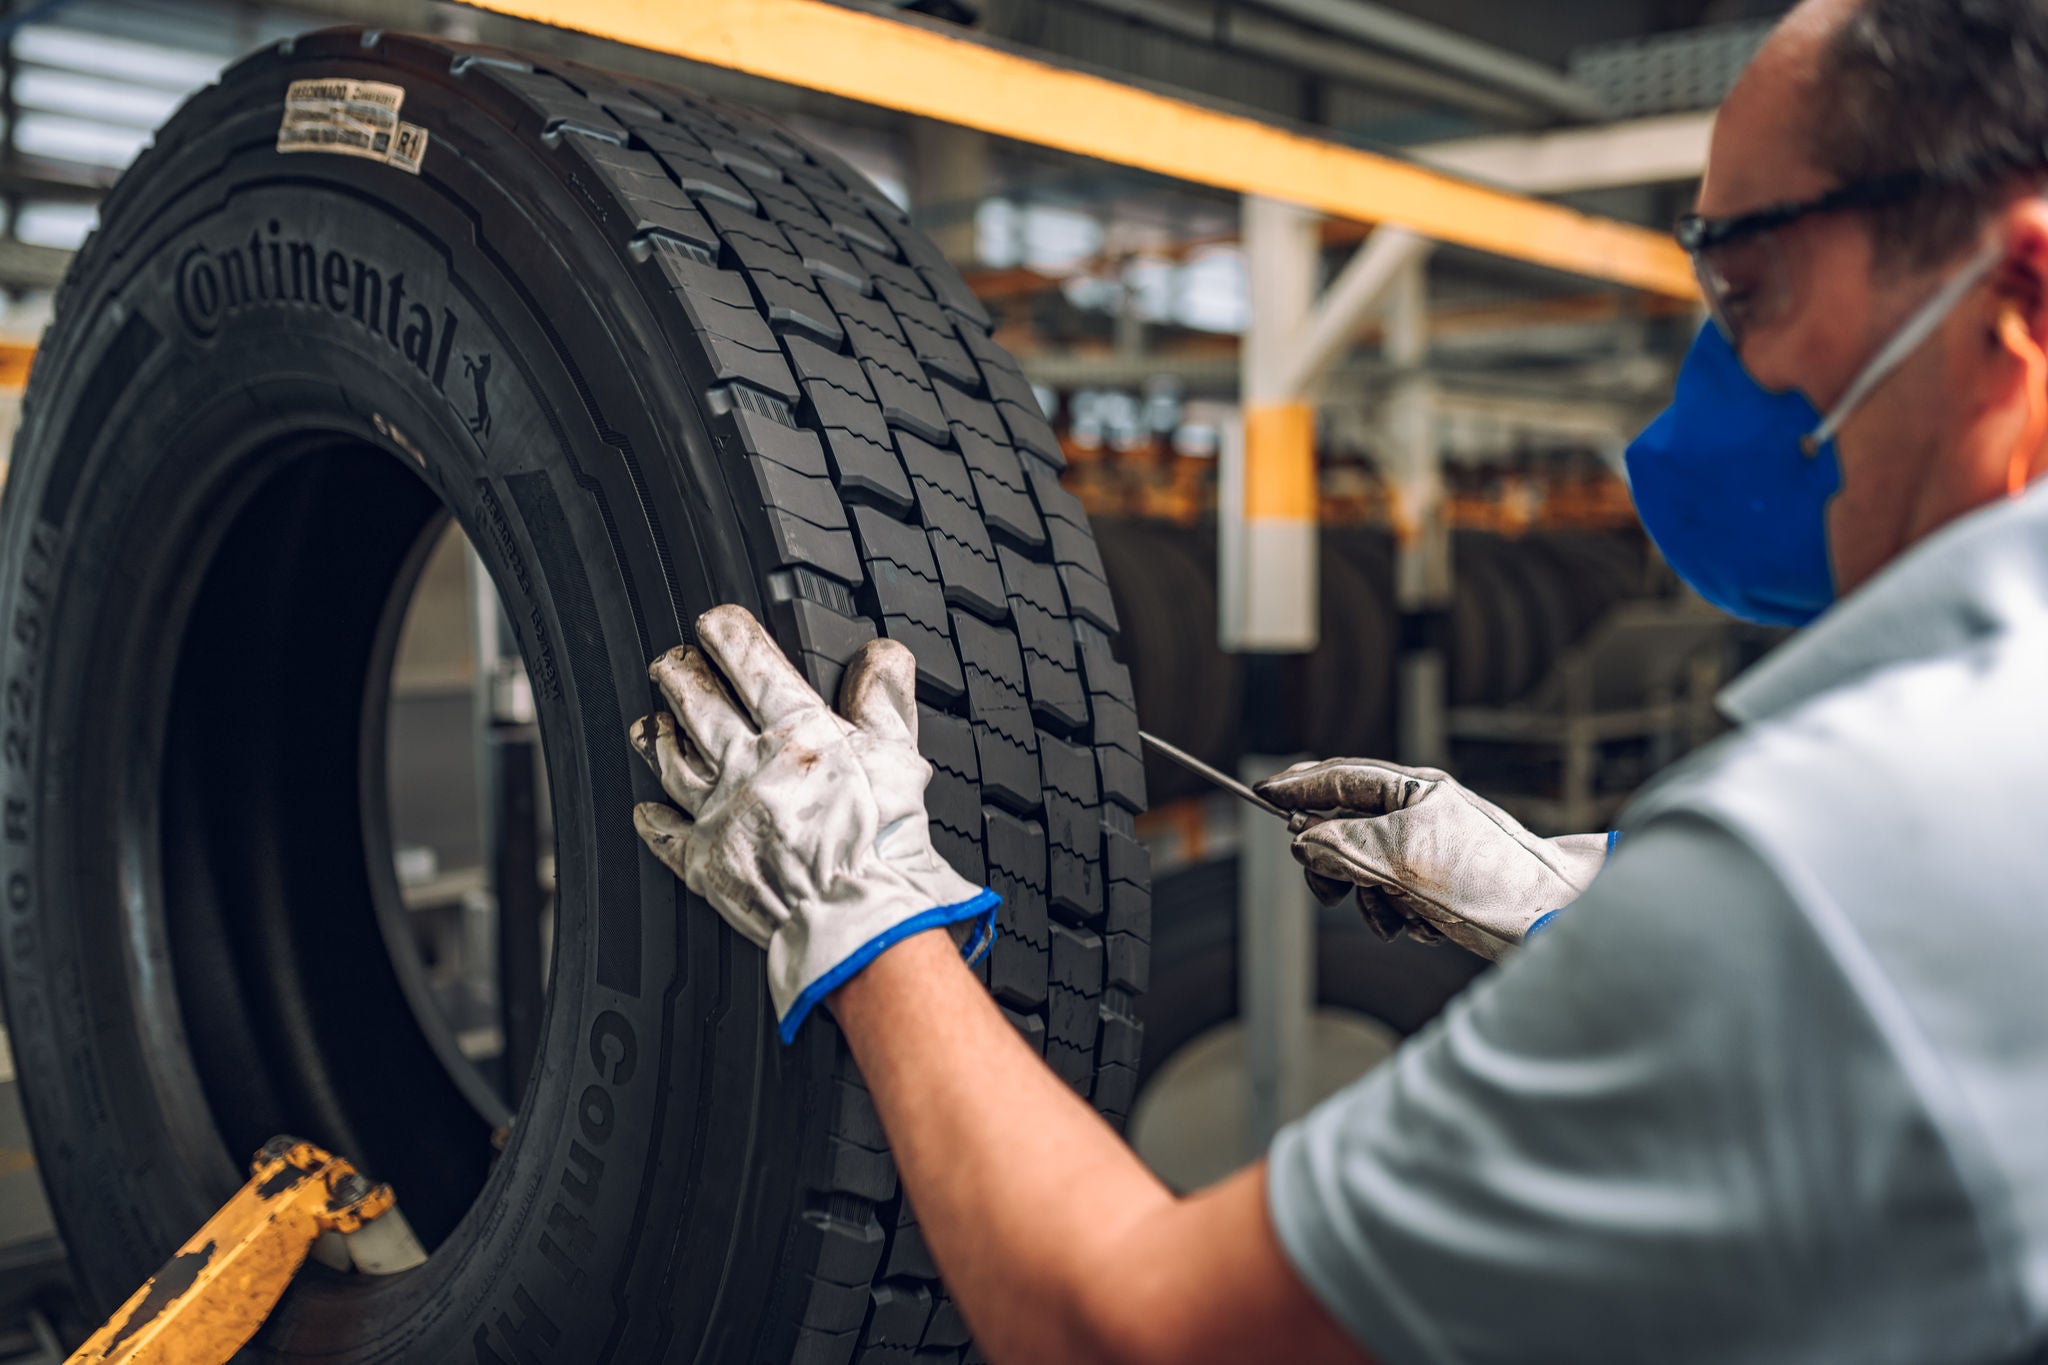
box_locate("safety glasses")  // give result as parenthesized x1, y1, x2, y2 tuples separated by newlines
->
(1676, 169, 1944, 346)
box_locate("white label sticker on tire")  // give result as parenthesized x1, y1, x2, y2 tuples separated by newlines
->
(277, 78, 429, 173)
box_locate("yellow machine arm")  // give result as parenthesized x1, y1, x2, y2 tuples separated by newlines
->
(64, 1137, 423, 1365)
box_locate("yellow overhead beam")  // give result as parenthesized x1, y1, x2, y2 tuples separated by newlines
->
(463, 0, 1699, 300)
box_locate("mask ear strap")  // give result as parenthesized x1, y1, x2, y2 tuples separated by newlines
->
(1807, 239, 2005, 454)
(1998, 305, 2047, 496)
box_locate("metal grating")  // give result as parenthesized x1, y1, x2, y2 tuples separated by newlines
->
(1569, 19, 1771, 119)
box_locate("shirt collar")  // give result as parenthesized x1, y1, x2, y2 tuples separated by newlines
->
(1720, 484, 2048, 725)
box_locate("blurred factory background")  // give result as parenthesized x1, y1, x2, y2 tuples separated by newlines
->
(0, 0, 1790, 1347)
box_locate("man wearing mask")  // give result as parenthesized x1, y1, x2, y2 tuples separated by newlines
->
(629, 0, 2048, 1359)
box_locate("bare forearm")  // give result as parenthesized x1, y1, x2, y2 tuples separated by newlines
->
(830, 930, 1368, 1365)
(830, 929, 1169, 1361)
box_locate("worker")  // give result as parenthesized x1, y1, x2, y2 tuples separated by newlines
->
(629, 0, 2048, 1359)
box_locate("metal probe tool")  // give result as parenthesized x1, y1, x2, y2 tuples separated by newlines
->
(1139, 730, 1291, 821)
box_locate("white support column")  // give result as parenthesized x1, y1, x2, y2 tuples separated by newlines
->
(1273, 226, 1432, 402)
(1383, 258, 1450, 768)
(1223, 195, 1322, 653)
(908, 122, 989, 265)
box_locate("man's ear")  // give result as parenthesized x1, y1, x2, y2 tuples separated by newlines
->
(1991, 199, 2048, 493)
(1993, 198, 2048, 341)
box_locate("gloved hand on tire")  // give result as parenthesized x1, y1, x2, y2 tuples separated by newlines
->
(1254, 757, 1613, 961)
(630, 605, 997, 1041)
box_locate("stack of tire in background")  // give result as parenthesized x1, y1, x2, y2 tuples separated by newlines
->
(1093, 519, 1649, 802)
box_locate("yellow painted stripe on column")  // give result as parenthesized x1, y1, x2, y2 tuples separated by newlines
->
(462, 0, 1698, 299)
(1245, 402, 1317, 522)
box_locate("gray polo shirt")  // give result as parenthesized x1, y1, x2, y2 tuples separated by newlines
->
(1269, 486, 2048, 1365)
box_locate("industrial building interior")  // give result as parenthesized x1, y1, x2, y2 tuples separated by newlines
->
(0, 0, 1798, 1358)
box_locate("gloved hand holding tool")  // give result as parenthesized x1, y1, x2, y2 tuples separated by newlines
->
(630, 605, 997, 1041)
(1254, 758, 1613, 960)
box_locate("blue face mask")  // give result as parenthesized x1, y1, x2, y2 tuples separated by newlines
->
(1626, 241, 2001, 627)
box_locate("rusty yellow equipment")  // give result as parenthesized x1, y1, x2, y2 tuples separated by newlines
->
(64, 1138, 423, 1365)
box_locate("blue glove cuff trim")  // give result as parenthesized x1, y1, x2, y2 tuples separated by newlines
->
(1525, 910, 1562, 939)
(777, 888, 1002, 1044)
(1606, 829, 1622, 855)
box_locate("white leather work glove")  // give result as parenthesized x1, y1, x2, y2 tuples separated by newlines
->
(1254, 758, 1612, 961)
(630, 605, 996, 1042)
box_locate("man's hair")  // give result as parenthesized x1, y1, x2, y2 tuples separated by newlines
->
(1813, 0, 2048, 267)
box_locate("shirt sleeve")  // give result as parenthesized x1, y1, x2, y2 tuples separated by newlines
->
(1266, 813, 2008, 1365)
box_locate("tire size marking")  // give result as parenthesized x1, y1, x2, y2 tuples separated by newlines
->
(477, 485, 562, 704)
(276, 79, 428, 174)
(2, 522, 58, 1056)
(3, 523, 55, 785)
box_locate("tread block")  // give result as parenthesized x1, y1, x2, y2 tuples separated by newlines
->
(643, 132, 760, 210)
(1105, 878, 1150, 938)
(798, 1204, 886, 1286)
(1045, 515, 1110, 588)
(983, 807, 1047, 891)
(832, 1074, 888, 1150)
(727, 404, 829, 478)
(1049, 842, 1103, 922)
(884, 219, 992, 325)
(1048, 984, 1099, 1050)
(824, 1134, 897, 1203)
(731, 171, 870, 288)
(1049, 922, 1104, 995)
(1105, 827, 1150, 888)
(851, 506, 963, 701)
(1058, 564, 1119, 635)
(917, 704, 979, 781)
(788, 165, 898, 256)
(885, 1203, 937, 1280)
(971, 721, 1040, 814)
(922, 1299, 973, 1351)
(926, 760, 981, 830)
(1045, 787, 1101, 863)
(956, 321, 1044, 419)
(939, 395, 1045, 549)
(868, 1282, 935, 1349)
(1098, 743, 1147, 814)
(929, 817, 985, 886)
(1044, 1034, 1094, 1094)
(1105, 931, 1150, 993)
(1093, 1062, 1140, 1117)
(1001, 1006, 1047, 1056)
(821, 279, 950, 444)
(743, 257, 846, 347)
(482, 66, 626, 142)
(853, 242, 931, 301)
(785, 335, 915, 511)
(1098, 1008, 1144, 1071)
(986, 807, 1050, 985)
(1024, 457, 1096, 554)
(996, 548, 1088, 730)
(750, 462, 864, 584)
(791, 1324, 858, 1365)
(1036, 733, 1100, 806)
(768, 589, 877, 702)
(897, 434, 1008, 620)
(651, 245, 802, 401)
(989, 921, 1047, 1009)
(1087, 693, 1141, 761)
(876, 280, 979, 392)
(576, 137, 694, 204)
(1072, 618, 1132, 694)
(949, 612, 1033, 745)
(997, 399, 1064, 468)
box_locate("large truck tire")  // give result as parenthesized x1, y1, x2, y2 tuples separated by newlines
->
(0, 29, 1148, 1364)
